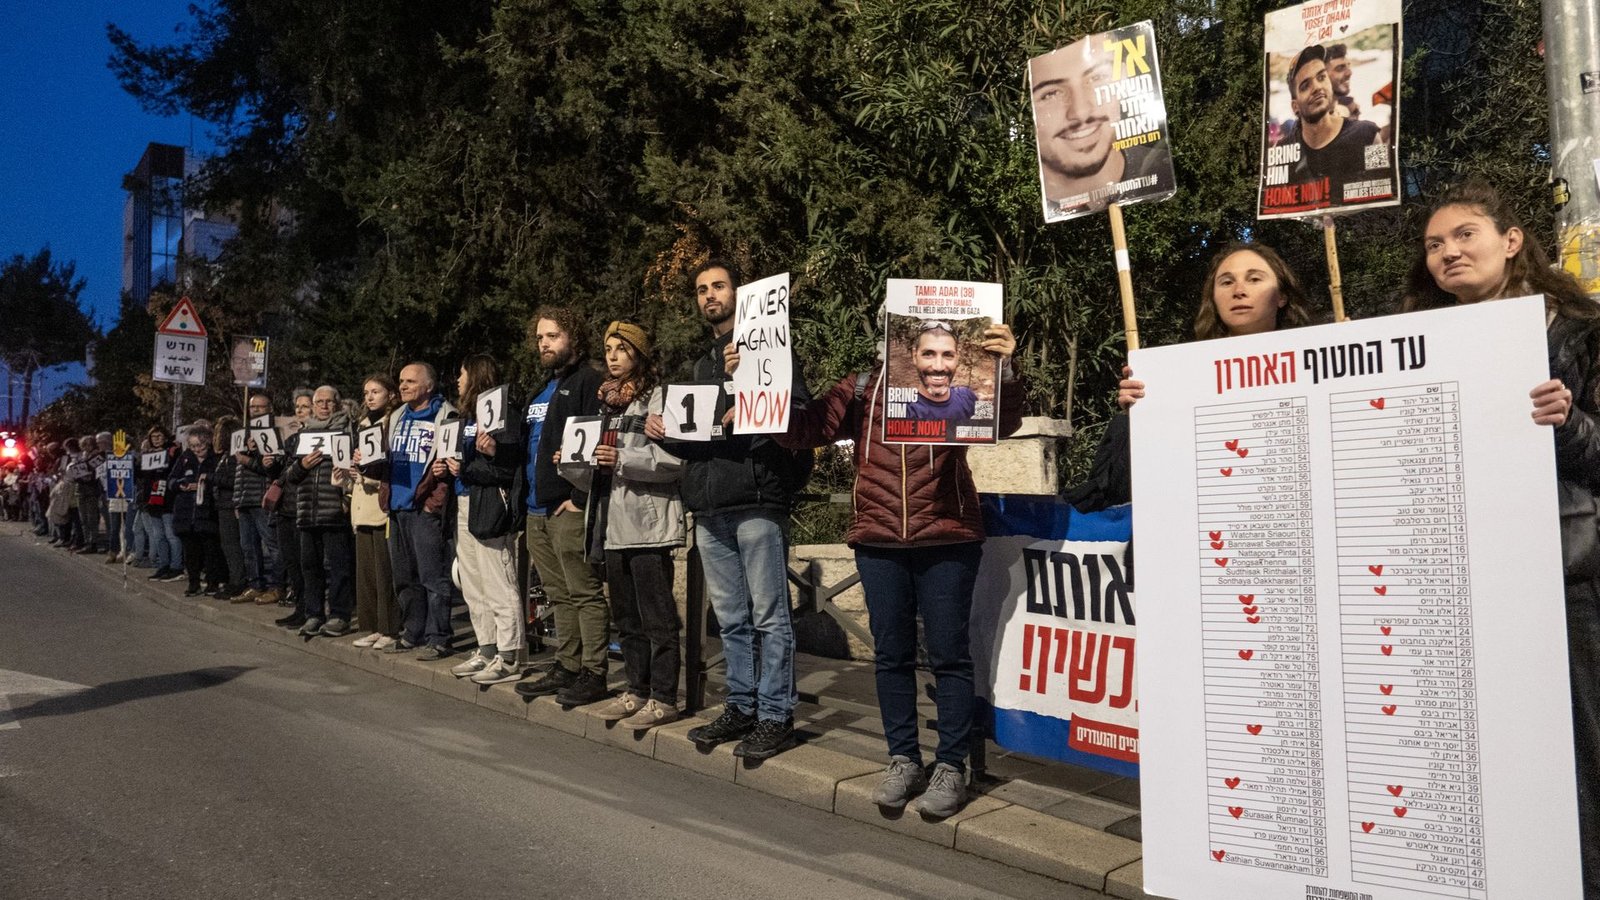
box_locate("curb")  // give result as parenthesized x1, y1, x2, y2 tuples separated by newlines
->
(47, 536, 1148, 896)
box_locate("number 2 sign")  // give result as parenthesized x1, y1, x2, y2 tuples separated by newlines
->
(662, 384, 723, 442)
(561, 416, 602, 464)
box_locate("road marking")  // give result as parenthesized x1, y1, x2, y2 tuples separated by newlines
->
(0, 669, 92, 730)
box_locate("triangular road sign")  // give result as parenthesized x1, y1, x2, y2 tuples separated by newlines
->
(156, 297, 208, 337)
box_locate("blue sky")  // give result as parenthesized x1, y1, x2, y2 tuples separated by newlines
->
(1, 1, 213, 406)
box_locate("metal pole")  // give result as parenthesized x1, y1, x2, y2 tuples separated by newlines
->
(1543, 0, 1600, 295)
(173, 384, 183, 433)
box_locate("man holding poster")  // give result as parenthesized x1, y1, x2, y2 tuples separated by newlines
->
(729, 272, 792, 434)
(1028, 21, 1175, 223)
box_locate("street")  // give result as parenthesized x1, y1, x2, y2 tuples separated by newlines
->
(0, 531, 1086, 899)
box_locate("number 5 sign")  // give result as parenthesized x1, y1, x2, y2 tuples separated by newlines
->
(662, 384, 723, 442)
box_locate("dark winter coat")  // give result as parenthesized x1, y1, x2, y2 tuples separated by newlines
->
(284, 414, 353, 530)
(527, 359, 604, 511)
(167, 450, 219, 536)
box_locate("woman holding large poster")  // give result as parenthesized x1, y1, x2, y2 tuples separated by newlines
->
(1402, 180, 1600, 897)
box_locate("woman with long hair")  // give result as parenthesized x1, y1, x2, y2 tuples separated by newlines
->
(1402, 180, 1600, 897)
(341, 374, 403, 650)
(560, 322, 686, 728)
(435, 354, 528, 684)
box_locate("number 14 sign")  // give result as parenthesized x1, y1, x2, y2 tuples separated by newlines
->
(663, 384, 724, 441)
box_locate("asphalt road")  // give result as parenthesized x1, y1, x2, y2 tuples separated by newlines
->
(0, 529, 1088, 899)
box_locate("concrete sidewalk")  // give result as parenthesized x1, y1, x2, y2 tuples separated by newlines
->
(15, 529, 1155, 898)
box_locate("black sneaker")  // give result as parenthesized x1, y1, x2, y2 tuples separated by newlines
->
(275, 611, 307, 628)
(183, 583, 204, 597)
(383, 638, 420, 654)
(733, 717, 795, 760)
(147, 568, 172, 581)
(687, 707, 758, 748)
(516, 665, 578, 701)
(555, 669, 608, 708)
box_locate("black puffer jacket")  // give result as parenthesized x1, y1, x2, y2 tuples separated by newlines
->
(284, 414, 353, 529)
(233, 448, 281, 511)
(528, 360, 604, 510)
(1550, 314, 1600, 580)
(212, 453, 237, 511)
(168, 450, 219, 536)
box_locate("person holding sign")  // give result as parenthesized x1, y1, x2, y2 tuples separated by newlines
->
(646, 259, 814, 759)
(137, 425, 184, 582)
(234, 392, 286, 606)
(337, 374, 402, 650)
(1401, 181, 1600, 896)
(284, 386, 356, 637)
(207, 417, 247, 599)
(432, 355, 528, 686)
(514, 309, 609, 703)
(168, 426, 227, 597)
(382, 363, 460, 659)
(776, 315, 1024, 817)
(560, 322, 686, 729)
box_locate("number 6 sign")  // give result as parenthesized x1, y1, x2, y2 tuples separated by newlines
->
(561, 416, 602, 464)
(662, 384, 723, 442)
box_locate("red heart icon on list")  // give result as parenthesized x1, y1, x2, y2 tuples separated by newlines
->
(1246, 615, 1261, 624)
(1371, 398, 1386, 410)
(1237, 447, 1249, 458)
(1241, 605, 1258, 615)
(1361, 821, 1375, 833)
(1220, 468, 1233, 477)
(1387, 784, 1404, 796)
(1225, 440, 1239, 451)
(1381, 704, 1397, 715)
(1224, 777, 1241, 789)
(1238, 649, 1254, 661)
(1394, 806, 1407, 817)
(1238, 594, 1254, 604)
(1215, 558, 1229, 567)
(1246, 724, 1263, 735)
(1212, 850, 1226, 862)
(1379, 684, 1394, 695)
(1228, 806, 1244, 819)
(1210, 531, 1222, 541)
(1381, 645, 1393, 655)
(1380, 626, 1392, 635)
(1211, 540, 1224, 550)
(1374, 586, 1388, 596)
(1369, 564, 1384, 576)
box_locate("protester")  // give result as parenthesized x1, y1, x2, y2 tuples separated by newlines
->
(97, 432, 135, 564)
(71, 432, 106, 554)
(169, 425, 227, 597)
(777, 315, 1023, 818)
(514, 310, 610, 704)
(285, 386, 356, 636)
(234, 391, 284, 605)
(208, 416, 247, 599)
(383, 363, 459, 659)
(648, 259, 812, 758)
(436, 355, 527, 685)
(1400, 180, 1600, 897)
(137, 425, 184, 582)
(271, 388, 315, 621)
(339, 374, 402, 649)
(562, 322, 685, 729)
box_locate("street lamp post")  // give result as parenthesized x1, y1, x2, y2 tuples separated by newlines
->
(1542, 0, 1600, 295)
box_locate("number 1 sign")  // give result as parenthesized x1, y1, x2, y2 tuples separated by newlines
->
(662, 384, 723, 441)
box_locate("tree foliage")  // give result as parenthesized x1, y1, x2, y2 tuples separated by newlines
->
(0, 249, 96, 426)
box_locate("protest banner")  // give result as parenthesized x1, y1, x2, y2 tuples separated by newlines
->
(662, 384, 724, 442)
(880, 278, 1003, 445)
(1130, 297, 1579, 898)
(476, 384, 508, 435)
(230, 335, 268, 388)
(105, 454, 136, 509)
(251, 421, 282, 456)
(560, 416, 602, 465)
(729, 272, 792, 435)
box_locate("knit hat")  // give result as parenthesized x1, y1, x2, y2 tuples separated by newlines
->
(604, 321, 652, 358)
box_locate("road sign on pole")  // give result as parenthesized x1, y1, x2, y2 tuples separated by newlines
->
(152, 334, 207, 385)
(156, 297, 208, 337)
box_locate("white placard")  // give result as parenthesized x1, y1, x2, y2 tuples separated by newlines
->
(139, 451, 166, 471)
(151, 333, 207, 385)
(330, 433, 353, 469)
(560, 416, 602, 465)
(357, 425, 384, 465)
(881, 278, 1005, 445)
(476, 384, 509, 435)
(663, 384, 724, 442)
(729, 272, 793, 434)
(229, 430, 246, 456)
(434, 420, 462, 461)
(252, 426, 282, 457)
(1131, 297, 1580, 899)
(296, 430, 338, 457)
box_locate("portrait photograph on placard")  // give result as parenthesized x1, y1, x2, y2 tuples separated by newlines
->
(662, 383, 725, 442)
(881, 279, 1004, 446)
(1028, 20, 1175, 224)
(476, 384, 509, 434)
(561, 416, 602, 465)
(230, 335, 269, 388)
(1258, 0, 1401, 219)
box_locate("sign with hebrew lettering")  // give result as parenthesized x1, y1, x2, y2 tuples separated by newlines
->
(1130, 297, 1580, 898)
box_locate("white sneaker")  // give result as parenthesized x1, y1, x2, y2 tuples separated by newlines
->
(450, 653, 491, 677)
(352, 632, 381, 648)
(620, 699, 680, 731)
(469, 656, 524, 685)
(371, 635, 396, 651)
(589, 692, 646, 721)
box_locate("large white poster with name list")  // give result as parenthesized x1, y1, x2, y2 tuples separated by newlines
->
(1131, 296, 1580, 900)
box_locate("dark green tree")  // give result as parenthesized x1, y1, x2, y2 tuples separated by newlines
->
(0, 249, 96, 426)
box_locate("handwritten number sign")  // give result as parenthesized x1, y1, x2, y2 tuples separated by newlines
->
(662, 384, 722, 442)
(435, 420, 462, 461)
(561, 416, 602, 464)
(476, 384, 509, 434)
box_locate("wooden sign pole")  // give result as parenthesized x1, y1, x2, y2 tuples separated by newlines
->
(1109, 202, 1140, 351)
(1322, 214, 1348, 323)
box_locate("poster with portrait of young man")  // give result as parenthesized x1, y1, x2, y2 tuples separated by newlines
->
(881, 279, 1004, 446)
(1257, 0, 1401, 219)
(1028, 20, 1176, 224)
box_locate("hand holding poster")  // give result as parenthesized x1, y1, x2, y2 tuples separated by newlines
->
(229, 429, 247, 456)
(1258, 0, 1401, 218)
(1028, 21, 1175, 223)
(730, 272, 792, 434)
(476, 384, 509, 435)
(662, 384, 724, 442)
(330, 433, 353, 470)
(356, 425, 384, 466)
(561, 416, 602, 465)
(296, 431, 337, 457)
(881, 279, 1004, 445)
(139, 451, 166, 471)
(434, 420, 462, 461)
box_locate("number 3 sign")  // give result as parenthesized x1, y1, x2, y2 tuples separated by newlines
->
(662, 384, 724, 442)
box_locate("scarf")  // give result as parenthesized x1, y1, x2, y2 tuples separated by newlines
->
(598, 377, 640, 413)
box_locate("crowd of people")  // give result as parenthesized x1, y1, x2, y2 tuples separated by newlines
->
(7, 183, 1598, 854)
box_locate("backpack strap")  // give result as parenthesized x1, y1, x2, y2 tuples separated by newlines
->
(853, 371, 871, 401)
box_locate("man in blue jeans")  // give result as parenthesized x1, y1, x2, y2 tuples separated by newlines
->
(648, 258, 813, 760)
(381, 362, 459, 659)
(233, 391, 284, 604)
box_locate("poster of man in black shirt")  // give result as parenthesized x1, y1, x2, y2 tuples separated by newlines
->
(1257, 0, 1400, 219)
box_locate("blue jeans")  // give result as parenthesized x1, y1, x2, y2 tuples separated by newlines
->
(129, 510, 150, 562)
(237, 506, 281, 589)
(696, 508, 796, 721)
(162, 513, 184, 569)
(855, 542, 982, 771)
(389, 509, 453, 648)
(141, 511, 176, 569)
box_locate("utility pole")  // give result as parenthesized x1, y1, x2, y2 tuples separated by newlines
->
(1543, 0, 1600, 295)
